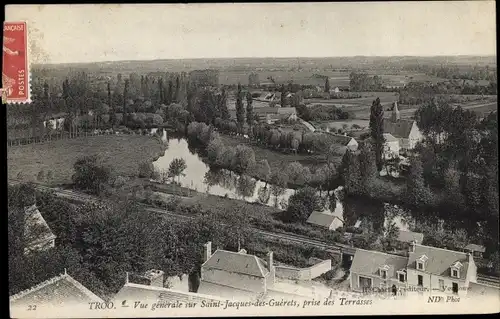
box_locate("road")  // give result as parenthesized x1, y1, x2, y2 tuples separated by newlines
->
(8, 179, 352, 256)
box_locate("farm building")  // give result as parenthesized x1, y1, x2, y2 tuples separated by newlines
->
(322, 132, 359, 154)
(23, 204, 57, 255)
(382, 133, 400, 158)
(229, 106, 297, 125)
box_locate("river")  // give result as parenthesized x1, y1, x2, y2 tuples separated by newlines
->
(152, 133, 411, 232)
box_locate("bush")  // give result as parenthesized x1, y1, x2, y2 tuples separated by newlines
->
(138, 161, 155, 178)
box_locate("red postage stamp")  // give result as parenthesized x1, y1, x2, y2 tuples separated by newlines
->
(2, 21, 29, 104)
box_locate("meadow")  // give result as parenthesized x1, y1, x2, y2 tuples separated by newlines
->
(7, 135, 166, 185)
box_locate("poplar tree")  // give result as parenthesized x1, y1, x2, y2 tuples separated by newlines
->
(370, 97, 385, 171)
(246, 91, 253, 127)
(236, 83, 245, 130)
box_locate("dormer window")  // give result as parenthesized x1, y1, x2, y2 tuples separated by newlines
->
(379, 265, 390, 279)
(397, 270, 407, 283)
(450, 261, 462, 278)
(416, 255, 428, 271)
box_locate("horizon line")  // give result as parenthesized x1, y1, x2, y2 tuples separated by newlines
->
(35, 54, 498, 66)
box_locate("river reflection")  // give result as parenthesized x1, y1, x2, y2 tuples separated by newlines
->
(152, 135, 411, 232)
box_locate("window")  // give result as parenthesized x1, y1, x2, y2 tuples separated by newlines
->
(398, 273, 406, 283)
(452, 282, 459, 294)
(452, 269, 458, 278)
(417, 262, 424, 270)
(439, 279, 445, 291)
(359, 276, 372, 289)
(417, 275, 423, 286)
(380, 270, 387, 279)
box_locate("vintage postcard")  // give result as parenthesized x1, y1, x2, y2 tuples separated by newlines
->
(5, 2, 499, 318)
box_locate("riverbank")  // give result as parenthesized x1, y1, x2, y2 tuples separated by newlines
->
(8, 134, 168, 185)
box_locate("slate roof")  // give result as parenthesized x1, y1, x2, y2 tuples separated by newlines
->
(323, 132, 357, 147)
(114, 282, 224, 303)
(397, 230, 424, 244)
(383, 119, 415, 139)
(202, 249, 269, 278)
(408, 244, 471, 280)
(383, 133, 398, 143)
(464, 244, 486, 253)
(350, 249, 408, 280)
(10, 272, 103, 307)
(307, 211, 344, 229)
(24, 205, 56, 247)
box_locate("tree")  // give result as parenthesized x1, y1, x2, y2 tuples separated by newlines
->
(383, 221, 400, 252)
(138, 162, 155, 179)
(270, 170, 288, 208)
(71, 155, 112, 195)
(246, 91, 253, 128)
(286, 162, 311, 187)
(370, 97, 385, 171)
(174, 76, 180, 103)
(257, 185, 271, 205)
(236, 83, 245, 131)
(324, 77, 330, 93)
(168, 158, 187, 183)
(358, 142, 378, 194)
(231, 145, 256, 174)
(123, 79, 129, 125)
(342, 149, 362, 195)
(286, 186, 322, 223)
(255, 159, 271, 186)
(406, 155, 433, 207)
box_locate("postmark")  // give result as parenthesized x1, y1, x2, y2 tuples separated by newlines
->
(3, 21, 30, 104)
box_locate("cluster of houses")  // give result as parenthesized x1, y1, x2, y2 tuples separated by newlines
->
(10, 203, 500, 308)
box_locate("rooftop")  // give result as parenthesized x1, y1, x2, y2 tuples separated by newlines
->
(307, 211, 344, 229)
(408, 244, 471, 280)
(202, 249, 270, 278)
(24, 204, 56, 247)
(10, 272, 103, 307)
(397, 230, 424, 244)
(383, 119, 416, 139)
(350, 249, 408, 280)
(464, 244, 486, 253)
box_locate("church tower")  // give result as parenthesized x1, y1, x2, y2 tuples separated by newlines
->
(390, 101, 400, 122)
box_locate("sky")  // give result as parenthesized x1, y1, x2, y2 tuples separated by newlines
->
(5, 2, 497, 64)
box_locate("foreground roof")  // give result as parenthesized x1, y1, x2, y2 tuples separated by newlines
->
(10, 272, 103, 307)
(114, 282, 224, 303)
(350, 249, 408, 280)
(202, 249, 269, 278)
(408, 244, 471, 280)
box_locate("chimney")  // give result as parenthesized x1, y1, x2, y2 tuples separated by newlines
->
(203, 241, 212, 262)
(267, 251, 274, 270)
(409, 240, 416, 253)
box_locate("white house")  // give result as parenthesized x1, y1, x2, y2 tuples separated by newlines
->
(384, 102, 424, 152)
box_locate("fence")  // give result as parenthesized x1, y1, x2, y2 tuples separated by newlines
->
(275, 259, 332, 281)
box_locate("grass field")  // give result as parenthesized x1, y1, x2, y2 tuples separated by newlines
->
(8, 135, 166, 185)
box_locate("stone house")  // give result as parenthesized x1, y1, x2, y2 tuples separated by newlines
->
(350, 242, 478, 297)
(307, 211, 344, 231)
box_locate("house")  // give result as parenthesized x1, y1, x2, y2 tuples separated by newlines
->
(350, 249, 409, 294)
(383, 102, 424, 152)
(407, 242, 477, 297)
(382, 133, 400, 158)
(229, 106, 297, 125)
(197, 242, 333, 301)
(323, 132, 359, 152)
(350, 242, 478, 297)
(23, 204, 56, 255)
(307, 211, 344, 231)
(198, 242, 275, 300)
(397, 230, 424, 245)
(114, 270, 224, 304)
(463, 244, 486, 259)
(10, 270, 103, 308)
